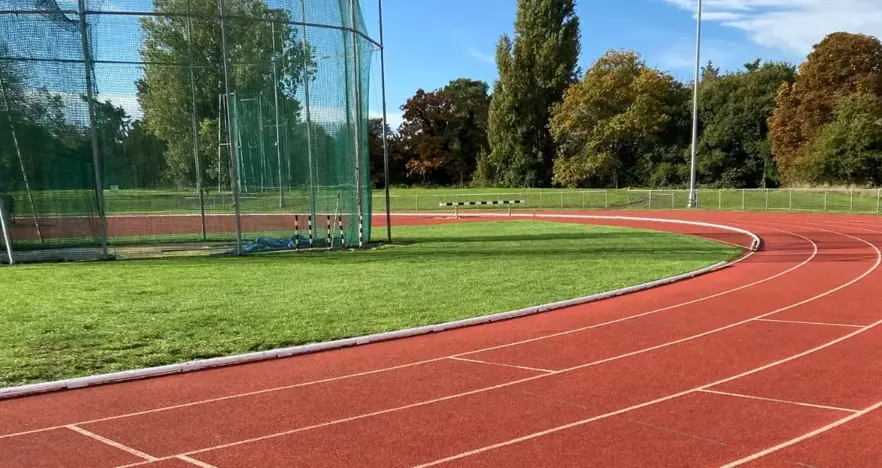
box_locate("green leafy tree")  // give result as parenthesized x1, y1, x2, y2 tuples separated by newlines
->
(770, 32, 882, 184)
(485, 0, 581, 187)
(698, 59, 796, 188)
(549, 50, 688, 188)
(137, 0, 313, 188)
(798, 93, 882, 185)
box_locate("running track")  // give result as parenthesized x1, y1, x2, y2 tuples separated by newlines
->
(2, 211, 882, 467)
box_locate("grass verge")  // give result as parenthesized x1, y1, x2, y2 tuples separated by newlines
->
(0, 220, 741, 387)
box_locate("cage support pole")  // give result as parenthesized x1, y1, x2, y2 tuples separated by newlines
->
(348, 0, 365, 248)
(0, 198, 13, 265)
(217, 92, 223, 193)
(271, 22, 284, 208)
(301, 0, 317, 244)
(78, 0, 108, 258)
(378, 0, 391, 243)
(258, 92, 267, 192)
(219, 0, 243, 254)
(186, 0, 207, 241)
(0, 68, 42, 245)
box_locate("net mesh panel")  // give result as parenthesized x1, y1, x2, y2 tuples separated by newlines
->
(0, 0, 373, 261)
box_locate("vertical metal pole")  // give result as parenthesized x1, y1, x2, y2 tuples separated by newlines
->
(687, 0, 702, 209)
(378, 0, 391, 242)
(877, 188, 881, 214)
(648, 190, 653, 209)
(271, 22, 284, 209)
(301, 0, 317, 243)
(219, 0, 243, 254)
(604, 190, 608, 209)
(765, 189, 769, 210)
(0, 198, 13, 265)
(850, 190, 854, 212)
(186, 0, 207, 241)
(581, 191, 585, 209)
(78, 0, 108, 258)
(258, 93, 267, 191)
(348, 0, 365, 247)
(0, 70, 43, 245)
(560, 191, 564, 208)
(824, 190, 828, 211)
(718, 189, 722, 210)
(672, 190, 675, 209)
(789, 188, 793, 211)
(742, 189, 745, 210)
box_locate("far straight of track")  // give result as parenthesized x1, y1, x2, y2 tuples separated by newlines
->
(2, 211, 882, 468)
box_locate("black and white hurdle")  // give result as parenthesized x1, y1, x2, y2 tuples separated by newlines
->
(439, 199, 525, 218)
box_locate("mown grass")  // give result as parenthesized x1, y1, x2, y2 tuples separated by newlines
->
(0, 220, 741, 387)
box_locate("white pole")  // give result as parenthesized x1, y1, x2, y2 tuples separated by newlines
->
(219, 0, 243, 254)
(0, 198, 13, 265)
(378, 0, 392, 242)
(687, 0, 702, 208)
(271, 22, 283, 208)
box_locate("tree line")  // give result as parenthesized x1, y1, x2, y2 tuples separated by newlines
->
(372, 0, 882, 189)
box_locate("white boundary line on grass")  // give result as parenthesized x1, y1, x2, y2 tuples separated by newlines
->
(0, 215, 759, 400)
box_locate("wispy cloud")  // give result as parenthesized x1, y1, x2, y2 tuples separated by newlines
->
(466, 46, 495, 65)
(662, 0, 882, 55)
(369, 110, 404, 130)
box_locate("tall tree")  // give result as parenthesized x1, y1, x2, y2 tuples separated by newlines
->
(485, 0, 580, 187)
(549, 50, 688, 188)
(698, 59, 796, 188)
(769, 32, 882, 184)
(137, 0, 312, 187)
(798, 93, 882, 185)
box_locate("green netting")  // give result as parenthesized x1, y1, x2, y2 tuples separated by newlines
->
(0, 0, 374, 263)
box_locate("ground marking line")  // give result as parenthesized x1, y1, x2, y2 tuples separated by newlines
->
(448, 357, 555, 374)
(629, 419, 730, 446)
(699, 389, 859, 413)
(66, 425, 158, 462)
(176, 455, 219, 468)
(721, 400, 882, 467)
(753, 318, 864, 329)
(0, 221, 802, 440)
(119, 224, 859, 463)
(409, 227, 881, 467)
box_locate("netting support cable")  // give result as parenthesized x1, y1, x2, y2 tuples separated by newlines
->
(300, 0, 317, 242)
(378, 0, 391, 243)
(186, 0, 207, 241)
(271, 22, 284, 209)
(78, 0, 108, 258)
(0, 68, 42, 246)
(219, 0, 243, 255)
(348, 0, 365, 248)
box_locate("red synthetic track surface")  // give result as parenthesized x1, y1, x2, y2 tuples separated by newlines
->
(3, 211, 882, 468)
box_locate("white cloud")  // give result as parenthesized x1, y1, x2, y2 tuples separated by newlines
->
(663, 0, 882, 55)
(369, 110, 404, 130)
(466, 46, 495, 65)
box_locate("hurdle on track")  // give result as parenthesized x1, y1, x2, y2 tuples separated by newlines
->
(439, 200, 525, 218)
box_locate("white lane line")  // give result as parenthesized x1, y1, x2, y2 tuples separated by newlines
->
(0, 224, 809, 441)
(699, 389, 859, 413)
(66, 425, 157, 462)
(176, 455, 219, 468)
(448, 357, 555, 374)
(753, 318, 864, 329)
(409, 228, 880, 467)
(131, 226, 864, 460)
(721, 400, 882, 467)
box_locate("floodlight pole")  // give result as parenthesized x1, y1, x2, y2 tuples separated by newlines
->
(219, 0, 243, 254)
(186, 0, 206, 241)
(78, 0, 108, 258)
(687, 0, 702, 209)
(349, 0, 365, 248)
(271, 22, 284, 208)
(378, 0, 391, 243)
(301, 0, 317, 243)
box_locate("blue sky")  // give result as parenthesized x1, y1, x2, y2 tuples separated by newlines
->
(362, 0, 882, 128)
